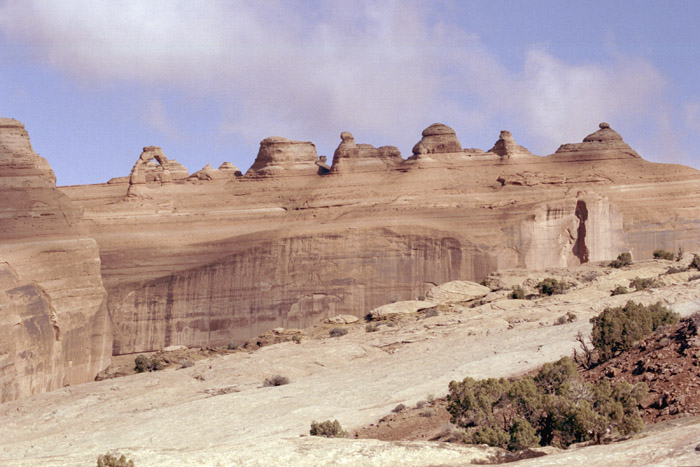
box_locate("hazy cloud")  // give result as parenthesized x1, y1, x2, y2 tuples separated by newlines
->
(0, 0, 671, 157)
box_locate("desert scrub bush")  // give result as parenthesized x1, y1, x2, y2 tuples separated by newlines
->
(536, 278, 570, 296)
(510, 285, 526, 299)
(609, 252, 632, 268)
(590, 301, 679, 363)
(134, 355, 165, 373)
(629, 276, 662, 291)
(263, 374, 290, 387)
(96, 453, 135, 467)
(653, 249, 674, 260)
(690, 254, 700, 270)
(365, 323, 379, 332)
(310, 419, 347, 438)
(446, 357, 647, 450)
(554, 312, 577, 326)
(226, 341, 239, 351)
(392, 403, 407, 413)
(611, 285, 629, 296)
(292, 335, 302, 344)
(329, 327, 348, 337)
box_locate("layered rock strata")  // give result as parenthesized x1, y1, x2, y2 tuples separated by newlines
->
(0, 118, 111, 402)
(487, 130, 532, 158)
(53, 121, 700, 356)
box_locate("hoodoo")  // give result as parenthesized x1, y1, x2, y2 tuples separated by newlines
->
(245, 136, 319, 177)
(330, 131, 403, 173)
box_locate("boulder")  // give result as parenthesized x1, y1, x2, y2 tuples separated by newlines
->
(426, 281, 491, 303)
(246, 137, 319, 177)
(368, 300, 437, 320)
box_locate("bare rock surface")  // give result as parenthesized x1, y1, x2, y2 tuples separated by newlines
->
(2, 261, 700, 465)
(554, 122, 641, 159)
(0, 118, 111, 402)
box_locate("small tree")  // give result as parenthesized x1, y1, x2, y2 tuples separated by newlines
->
(510, 285, 526, 299)
(590, 301, 679, 362)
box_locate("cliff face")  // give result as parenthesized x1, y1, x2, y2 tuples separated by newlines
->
(47, 121, 700, 358)
(0, 119, 111, 402)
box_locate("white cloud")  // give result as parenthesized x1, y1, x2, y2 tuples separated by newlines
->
(0, 0, 672, 159)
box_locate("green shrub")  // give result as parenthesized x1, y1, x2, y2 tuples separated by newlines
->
(609, 252, 632, 268)
(226, 342, 239, 351)
(690, 254, 700, 270)
(329, 327, 348, 338)
(446, 356, 647, 450)
(653, 249, 674, 260)
(629, 276, 662, 291)
(536, 278, 570, 296)
(97, 453, 135, 467)
(510, 285, 526, 299)
(422, 307, 439, 318)
(310, 419, 346, 438)
(366, 323, 379, 332)
(611, 285, 628, 296)
(134, 355, 165, 373)
(590, 301, 679, 362)
(292, 335, 302, 344)
(263, 375, 290, 387)
(555, 312, 577, 325)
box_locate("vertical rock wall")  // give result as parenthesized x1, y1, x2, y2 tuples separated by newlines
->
(0, 119, 111, 402)
(108, 228, 488, 354)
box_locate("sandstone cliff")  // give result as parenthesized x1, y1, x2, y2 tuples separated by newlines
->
(0, 118, 111, 402)
(54, 122, 700, 356)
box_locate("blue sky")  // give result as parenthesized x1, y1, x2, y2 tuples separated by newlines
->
(1, 0, 699, 186)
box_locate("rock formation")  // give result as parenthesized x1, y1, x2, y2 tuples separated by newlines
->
(554, 122, 641, 159)
(330, 131, 403, 173)
(411, 123, 462, 156)
(245, 136, 319, 177)
(487, 130, 532, 158)
(126, 146, 176, 198)
(218, 162, 242, 176)
(27, 120, 700, 362)
(0, 118, 111, 402)
(188, 163, 228, 181)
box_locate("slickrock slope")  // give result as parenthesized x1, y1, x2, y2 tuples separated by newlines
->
(0, 118, 111, 402)
(2, 260, 700, 465)
(59, 122, 700, 354)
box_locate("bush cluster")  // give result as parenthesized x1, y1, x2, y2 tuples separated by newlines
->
(609, 252, 632, 268)
(590, 301, 679, 363)
(446, 357, 647, 451)
(263, 374, 290, 387)
(309, 419, 347, 438)
(134, 355, 165, 373)
(96, 453, 135, 467)
(329, 327, 348, 338)
(610, 285, 629, 296)
(690, 254, 700, 271)
(653, 249, 674, 260)
(510, 285, 526, 300)
(536, 278, 570, 296)
(629, 276, 662, 291)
